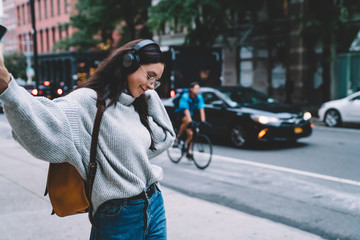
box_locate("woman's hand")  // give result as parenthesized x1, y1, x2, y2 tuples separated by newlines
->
(0, 52, 11, 94)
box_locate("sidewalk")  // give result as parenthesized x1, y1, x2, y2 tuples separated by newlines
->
(0, 119, 325, 240)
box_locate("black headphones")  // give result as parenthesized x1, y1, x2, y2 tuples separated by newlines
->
(122, 39, 158, 73)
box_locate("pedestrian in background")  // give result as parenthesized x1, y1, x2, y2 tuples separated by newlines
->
(0, 39, 175, 239)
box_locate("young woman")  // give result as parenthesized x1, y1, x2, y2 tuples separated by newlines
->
(0, 39, 175, 239)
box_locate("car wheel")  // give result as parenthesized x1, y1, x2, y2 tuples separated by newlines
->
(230, 125, 247, 148)
(324, 109, 342, 127)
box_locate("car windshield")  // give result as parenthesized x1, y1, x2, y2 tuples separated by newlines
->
(218, 88, 277, 106)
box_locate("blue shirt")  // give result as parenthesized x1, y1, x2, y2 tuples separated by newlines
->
(176, 92, 205, 116)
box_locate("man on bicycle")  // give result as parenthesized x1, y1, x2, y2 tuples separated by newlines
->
(175, 82, 206, 159)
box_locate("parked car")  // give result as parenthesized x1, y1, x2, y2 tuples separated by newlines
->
(163, 86, 313, 148)
(318, 91, 360, 127)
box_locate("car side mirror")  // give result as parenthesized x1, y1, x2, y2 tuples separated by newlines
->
(211, 100, 227, 109)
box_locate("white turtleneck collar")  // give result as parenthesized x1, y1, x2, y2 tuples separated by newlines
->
(118, 91, 136, 106)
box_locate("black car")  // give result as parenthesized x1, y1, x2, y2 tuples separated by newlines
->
(162, 86, 313, 148)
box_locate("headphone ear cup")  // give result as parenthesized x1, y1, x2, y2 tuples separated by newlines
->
(123, 53, 134, 68)
(123, 52, 141, 73)
(131, 54, 140, 71)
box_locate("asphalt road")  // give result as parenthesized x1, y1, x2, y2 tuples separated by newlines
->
(212, 125, 360, 182)
(151, 125, 360, 240)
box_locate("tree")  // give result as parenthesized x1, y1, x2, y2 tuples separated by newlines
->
(4, 54, 27, 80)
(149, 0, 264, 47)
(56, 0, 152, 51)
(298, 0, 356, 102)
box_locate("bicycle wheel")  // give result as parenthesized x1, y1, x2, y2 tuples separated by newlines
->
(167, 141, 184, 163)
(191, 134, 212, 169)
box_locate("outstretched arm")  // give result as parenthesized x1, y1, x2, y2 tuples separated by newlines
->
(0, 52, 82, 167)
(0, 52, 11, 94)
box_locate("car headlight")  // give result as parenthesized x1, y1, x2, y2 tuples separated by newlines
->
(303, 112, 312, 121)
(251, 115, 280, 125)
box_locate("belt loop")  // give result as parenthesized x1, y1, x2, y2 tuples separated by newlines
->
(154, 182, 160, 192)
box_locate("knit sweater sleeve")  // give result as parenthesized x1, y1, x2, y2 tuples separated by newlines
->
(146, 90, 175, 159)
(0, 77, 82, 165)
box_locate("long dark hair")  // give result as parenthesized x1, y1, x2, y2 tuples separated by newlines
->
(77, 39, 165, 150)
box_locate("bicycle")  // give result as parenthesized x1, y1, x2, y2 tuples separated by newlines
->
(167, 121, 212, 170)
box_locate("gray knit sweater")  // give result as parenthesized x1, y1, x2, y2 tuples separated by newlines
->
(0, 75, 175, 214)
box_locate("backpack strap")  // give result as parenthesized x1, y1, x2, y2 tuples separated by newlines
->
(88, 94, 106, 227)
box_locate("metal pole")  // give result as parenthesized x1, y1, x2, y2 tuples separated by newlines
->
(25, 35, 33, 83)
(29, 0, 39, 88)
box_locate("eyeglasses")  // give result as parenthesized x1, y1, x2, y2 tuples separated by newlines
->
(140, 65, 161, 89)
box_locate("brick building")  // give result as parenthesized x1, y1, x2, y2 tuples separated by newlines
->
(2, 0, 76, 55)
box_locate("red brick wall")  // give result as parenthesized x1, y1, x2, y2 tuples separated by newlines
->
(14, 0, 76, 54)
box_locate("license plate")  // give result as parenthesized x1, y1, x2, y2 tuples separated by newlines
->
(294, 127, 303, 134)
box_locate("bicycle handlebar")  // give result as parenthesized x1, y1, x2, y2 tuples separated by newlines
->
(187, 121, 212, 130)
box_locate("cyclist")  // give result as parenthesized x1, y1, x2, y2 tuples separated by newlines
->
(175, 82, 206, 159)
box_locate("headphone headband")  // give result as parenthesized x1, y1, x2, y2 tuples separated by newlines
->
(133, 39, 157, 52)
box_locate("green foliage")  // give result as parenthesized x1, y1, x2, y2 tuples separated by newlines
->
(298, 0, 353, 49)
(149, 0, 265, 47)
(4, 54, 27, 80)
(57, 0, 151, 51)
(297, 0, 360, 101)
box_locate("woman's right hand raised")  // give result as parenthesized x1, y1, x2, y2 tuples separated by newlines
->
(0, 51, 11, 94)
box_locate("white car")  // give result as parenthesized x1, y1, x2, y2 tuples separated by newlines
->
(318, 91, 360, 127)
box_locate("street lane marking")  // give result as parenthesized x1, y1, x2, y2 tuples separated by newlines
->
(214, 154, 360, 187)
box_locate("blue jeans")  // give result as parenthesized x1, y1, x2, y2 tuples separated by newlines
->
(90, 184, 167, 240)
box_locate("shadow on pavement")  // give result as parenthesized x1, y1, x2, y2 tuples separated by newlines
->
(210, 136, 310, 151)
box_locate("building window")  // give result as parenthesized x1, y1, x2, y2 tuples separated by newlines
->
(17, 6, 20, 26)
(65, 25, 69, 38)
(39, 30, 44, 53)
(64, 0, 68, 14)
(46, 29, 50, 52)
(25, 33, 31, 53)
(23, 33, 27, 48)
(239, 47, 254, 87)
(58, 0, 61, 15)
(50, 0, 54, 17)
(22, 4, 25, 25)
(18, 35, 22, 52)
(52, 27, 56, 48)
(29, 34, 33, 52)
(58, 26, 62, 40)
(38, 0, 42, 20)
(23, 34, 27, 52)
(27, 2, 31, 24)
(44, 0, 48, 19)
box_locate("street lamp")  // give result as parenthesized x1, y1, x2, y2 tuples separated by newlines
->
(29, 0, 39, 88)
